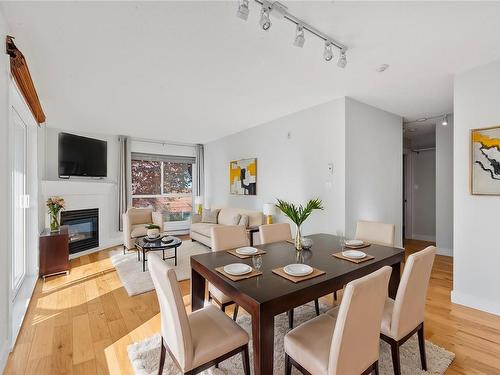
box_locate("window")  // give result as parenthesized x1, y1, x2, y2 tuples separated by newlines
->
(131, 153, 194, 222)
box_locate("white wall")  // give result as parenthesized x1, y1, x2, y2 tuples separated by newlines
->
(205, 98, 346, 237)
(436, 116, 453, 256)
(0, 8, 11, 372)
(345, 98, 403, 247)
(453, 59, 500, 315)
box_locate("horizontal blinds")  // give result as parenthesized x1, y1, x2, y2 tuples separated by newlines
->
(131, 152, 196, 164)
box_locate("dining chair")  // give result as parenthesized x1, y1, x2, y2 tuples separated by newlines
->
(148, 253, 250, 375)
(380, 246, 436, 375)
(209, 225, 249, 321)
(284, 266, 392, 375)
(259, 223, 322, 329)
(355, 220, 395, 247)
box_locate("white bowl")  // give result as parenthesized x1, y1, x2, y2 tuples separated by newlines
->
(342, 250, 367, 259)
(346, 240, 364, 246)
(283, 264, 313, 277)
(223, 263, 252, 276)
(236, 247, 259, 255)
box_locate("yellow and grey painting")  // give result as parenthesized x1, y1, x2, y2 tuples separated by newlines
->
(472, 126, 500, 194)
(230, 158, 257, 195)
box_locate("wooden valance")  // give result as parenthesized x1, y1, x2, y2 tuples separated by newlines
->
(6, 36, 46, 124)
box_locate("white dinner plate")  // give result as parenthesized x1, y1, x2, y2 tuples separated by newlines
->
(235, 246, 259, 255)
(345, 240, 364, 246)
(342, 250, 367, 259)
(223, 263, 252, 276)
(283, 264, 313, 277)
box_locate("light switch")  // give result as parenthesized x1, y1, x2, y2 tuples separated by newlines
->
(328, 163, 334, 175)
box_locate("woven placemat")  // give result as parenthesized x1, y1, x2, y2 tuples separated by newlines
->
(272, 267, 326, 283)
(215, 266, 262, 281)
(332, 252, 375, 264)
(227, 248, 267, 259)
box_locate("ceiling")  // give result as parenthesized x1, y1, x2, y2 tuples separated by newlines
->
(3, 1, 500, 144)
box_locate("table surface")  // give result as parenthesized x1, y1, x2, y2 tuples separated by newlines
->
(135, 235, 181, 249)
(190, 233, 404, 304)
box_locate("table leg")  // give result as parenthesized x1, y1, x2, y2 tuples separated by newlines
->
(191, 268, 205, 311)
(389, 262, 401, 299)
(175, 247, 178, 266)
(251, 309, 274, 375)
(142, 249, 146, 272)
(162, 249, 165, 260)
(249, 232, 254, 246)
(137, 248, 140, 261)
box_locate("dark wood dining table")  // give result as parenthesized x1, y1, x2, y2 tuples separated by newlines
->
(190, 233, 405, 375)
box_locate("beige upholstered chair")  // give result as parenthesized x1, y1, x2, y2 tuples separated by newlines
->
(259, 223, 321, 329)
(284, 266, 392, 375)
(208, 225, 249, 320)
(355, 220, 395, 247)
(380, 246, 436, 375)
(148, 253, 250, 375)
(123, 207, 163, 251)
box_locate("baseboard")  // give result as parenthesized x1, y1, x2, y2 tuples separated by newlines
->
(436, 247, 453, 257)
(409, 234, 436, 242)
(451, 290, 500, 316)
(0, 338, 9, 375)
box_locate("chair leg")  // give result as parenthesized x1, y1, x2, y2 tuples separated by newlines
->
(215, 362, 219, 368)
(158, 338, 166, 375)
(242, 345, 250, 375)
(390, 341, 401, 375)
(373, 360, 379, 375)
(123, 245, 126, 255)
(233, 304, 239, 321)
(333, 290, 337, 301)
(221, 304, 226, 313)
(288, 309, 294, 329)
(417, 323, 427, 371)
(285, 353, 292, 375)
(314, 298, 320, 316)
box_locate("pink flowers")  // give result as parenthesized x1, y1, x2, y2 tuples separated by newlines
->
(46, 196, 66, 213)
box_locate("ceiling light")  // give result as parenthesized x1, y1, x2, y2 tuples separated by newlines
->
(324, 42, 333, 61)
(260, 4, 272, 30)
(294, 25, 305, 47)
(337, 49, 347, 68)
(376, 64, 390, 72)
(442, 115, 448, 126)
(237, 0, 249, 21)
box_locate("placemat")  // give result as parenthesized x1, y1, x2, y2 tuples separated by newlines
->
(227, 248, 267, 259)
(332, 252, 375, 264)
(215, 266, 262, 281)
(272, 267, 326, 283)
(345, 243, 371, 249)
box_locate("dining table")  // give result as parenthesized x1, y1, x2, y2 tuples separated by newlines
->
(190, 233, 405, 375)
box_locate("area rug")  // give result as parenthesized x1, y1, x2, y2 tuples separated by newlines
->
(127, 303, 455, 374)
(110, 240, 209, 296)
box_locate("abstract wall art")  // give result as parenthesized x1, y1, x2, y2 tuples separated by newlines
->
(230, 158, 257, 195)
(471, 126, 500, 195)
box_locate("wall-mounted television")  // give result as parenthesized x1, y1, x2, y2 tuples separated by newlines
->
(58, 132, 107, 178)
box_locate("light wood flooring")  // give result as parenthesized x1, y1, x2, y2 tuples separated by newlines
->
(4, 239, 500, 374)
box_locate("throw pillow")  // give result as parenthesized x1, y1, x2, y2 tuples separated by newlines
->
(201, 208, 220, 224)
(231, 213, 242, 225)
(238, 214, 249, 228)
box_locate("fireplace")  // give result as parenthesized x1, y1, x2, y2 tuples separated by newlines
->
(61, 208, 99, 254)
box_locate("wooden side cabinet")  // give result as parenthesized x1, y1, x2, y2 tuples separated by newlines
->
(39, 225, 70, 278)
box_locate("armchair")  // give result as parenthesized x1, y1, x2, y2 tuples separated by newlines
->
(123, 207, 164, 251)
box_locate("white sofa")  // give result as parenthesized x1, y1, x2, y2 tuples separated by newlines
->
(123, 207, 164, 250)
(190, 207, 263, 248)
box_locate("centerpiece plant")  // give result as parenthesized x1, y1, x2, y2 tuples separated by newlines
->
(46, 196, 66, 232)
(275, 198, 324, 250)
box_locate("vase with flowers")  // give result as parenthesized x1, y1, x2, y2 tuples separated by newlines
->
(46, 196, 66, 232)
(275, 198, 324, 251)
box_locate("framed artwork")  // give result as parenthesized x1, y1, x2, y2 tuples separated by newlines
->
(230, 158, 257, 195)
(471, 125, 500, 195)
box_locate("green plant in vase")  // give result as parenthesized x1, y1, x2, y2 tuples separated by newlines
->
(275, 198, 324, 251)
(145, 224, 161, 238)
(46, 196, 66, 232)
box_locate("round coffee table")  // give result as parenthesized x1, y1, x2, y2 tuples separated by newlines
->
(135, 235, 182, 272)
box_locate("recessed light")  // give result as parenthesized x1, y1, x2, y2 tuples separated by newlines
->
(376, 64, 390, 73)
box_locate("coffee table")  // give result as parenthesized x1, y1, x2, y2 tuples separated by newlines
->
(135, 235, 182, 272)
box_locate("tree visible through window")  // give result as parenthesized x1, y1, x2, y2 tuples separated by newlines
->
(131, 157, 193, 222)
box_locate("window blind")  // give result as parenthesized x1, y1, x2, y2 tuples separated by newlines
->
(131, 152, 196, 164)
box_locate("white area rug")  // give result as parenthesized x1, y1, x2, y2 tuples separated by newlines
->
(110, 240, 209, 296)
(128, 303, 455, 374)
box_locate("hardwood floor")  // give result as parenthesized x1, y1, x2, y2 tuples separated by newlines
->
(4, 239, 500, 374)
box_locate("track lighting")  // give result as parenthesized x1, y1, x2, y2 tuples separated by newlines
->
(293, 25, 305, 48)
(237, 0, 249, 21)
(442, 115, 448, 126)
(260, 4, 271, 30)
(324, 42, 333, 61)
(337, 49, 347, 68)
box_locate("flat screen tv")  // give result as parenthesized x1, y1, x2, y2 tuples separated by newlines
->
(58, 132, 107, 178)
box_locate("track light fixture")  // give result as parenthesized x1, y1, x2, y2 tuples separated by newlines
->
(237, 0, 249, 21)
(293, 24, 305, 47)
(442, 115, 448, 126)
(260, 3, 272, 30)
(337, 49, 347, 68)
(324, 42, 333, 61)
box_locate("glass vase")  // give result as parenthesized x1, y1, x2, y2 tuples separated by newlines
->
(294, 224, 302, 251)
(49, 211, 60, 232)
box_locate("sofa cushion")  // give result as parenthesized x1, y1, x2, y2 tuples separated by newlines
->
(130, 224, 148, 238)
(191, 222, 221, 237)
(201, 209, 220, 224)
(218, 207, 263, 227)
(238, 214, 249, 228)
